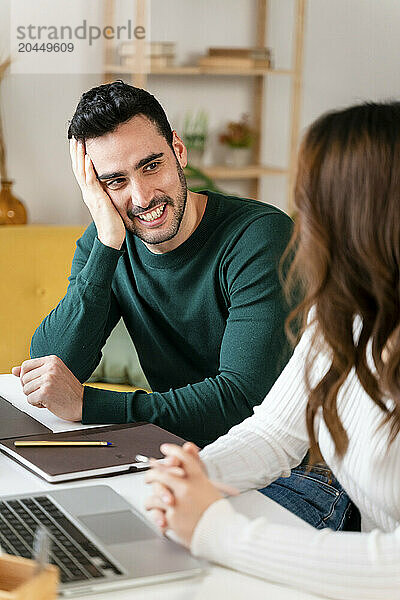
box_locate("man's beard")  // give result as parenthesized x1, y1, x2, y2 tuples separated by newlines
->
(125, 161, 187, 245)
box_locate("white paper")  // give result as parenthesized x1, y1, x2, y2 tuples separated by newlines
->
(0, 374, 101, 432)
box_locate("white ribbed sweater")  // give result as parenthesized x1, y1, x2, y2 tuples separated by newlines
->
(194, 325, 400, 599)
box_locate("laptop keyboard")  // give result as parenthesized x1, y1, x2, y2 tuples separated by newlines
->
(0, 495, 122, 584)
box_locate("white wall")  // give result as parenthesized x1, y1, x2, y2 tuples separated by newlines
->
(303, 0, 400, 122)
(1, 0, 400, 223)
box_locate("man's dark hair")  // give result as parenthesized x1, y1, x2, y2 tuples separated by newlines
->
(67, 80, 173, 146)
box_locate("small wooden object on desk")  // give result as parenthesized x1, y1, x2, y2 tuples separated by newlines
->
(0, 554, 59, 600)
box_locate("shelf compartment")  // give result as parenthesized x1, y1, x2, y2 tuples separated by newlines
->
(189, 165, 288, 180)
(104, 64, 293, 76)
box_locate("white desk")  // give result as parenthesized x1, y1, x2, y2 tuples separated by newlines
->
(0, 451, 326, 600)
(0, 375, 324, 600)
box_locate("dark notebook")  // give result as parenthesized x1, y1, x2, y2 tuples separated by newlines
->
(0, 395, 51, 439)
(0, 423, 185, 483)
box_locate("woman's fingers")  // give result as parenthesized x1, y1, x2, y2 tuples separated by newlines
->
(145, 467, 185, 493)
(159, 444, 205, 477)
(152, 482, 175, 506)
(145, 494, 170, 532)
(147, 507, 168, 532)
(161, 466, 186, 478)
(145, 493, 167, 512)
(149, 459, 186, 478)
(161, 454, 182, 467)
(182, 441, 200, 456)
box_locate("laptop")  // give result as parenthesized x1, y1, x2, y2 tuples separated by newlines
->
(0, 484, 204, 596)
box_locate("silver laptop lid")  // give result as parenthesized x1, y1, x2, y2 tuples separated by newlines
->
(0, 485, 204, 596)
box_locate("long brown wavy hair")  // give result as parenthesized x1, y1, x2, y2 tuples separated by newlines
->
(285, 102, 400, 462)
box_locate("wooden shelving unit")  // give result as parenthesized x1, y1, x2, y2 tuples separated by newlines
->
(104, 64, 293, 77)
(103, 0, 306, 209)
(202, 164, 287, 179)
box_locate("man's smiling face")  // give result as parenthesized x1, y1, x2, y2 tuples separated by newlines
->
(86, 115, 188, 247)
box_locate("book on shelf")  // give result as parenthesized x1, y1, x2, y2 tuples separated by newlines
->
(121, 55, 175, 69)
(197, 55, 270, 70)
(118, 41, 176, 57)
(208, 47, 272, 62)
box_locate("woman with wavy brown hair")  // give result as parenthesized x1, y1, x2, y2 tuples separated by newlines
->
(145, 102, 400, 599)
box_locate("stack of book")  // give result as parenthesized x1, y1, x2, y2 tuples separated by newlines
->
(118, 42, 176, 70)
(198, 47, 272, 71)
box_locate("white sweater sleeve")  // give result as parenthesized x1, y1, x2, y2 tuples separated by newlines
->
(200, 326, 327, 489)
(191, 499, 400, 600)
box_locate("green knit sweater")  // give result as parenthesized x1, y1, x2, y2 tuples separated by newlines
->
(31, 191, 293, 447)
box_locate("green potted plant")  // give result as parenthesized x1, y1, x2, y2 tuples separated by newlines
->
(184, 163, 222, 193)
(182, 110, 208, 166)
(219, 113, 254, 167)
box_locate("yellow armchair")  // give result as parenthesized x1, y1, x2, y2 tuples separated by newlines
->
(0, 225, 84, 373)
(0, 225, 138, 392)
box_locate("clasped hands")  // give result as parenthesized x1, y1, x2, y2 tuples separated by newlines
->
(144, 442, 223, 547)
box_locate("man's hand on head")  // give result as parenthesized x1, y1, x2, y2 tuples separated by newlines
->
(12, 356, 84, 422)
(69, 137, 126, 250)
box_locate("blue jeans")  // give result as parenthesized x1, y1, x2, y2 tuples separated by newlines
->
(258, 462, 358, 531)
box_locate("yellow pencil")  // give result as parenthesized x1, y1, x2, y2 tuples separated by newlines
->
(14, 441, 112, 447)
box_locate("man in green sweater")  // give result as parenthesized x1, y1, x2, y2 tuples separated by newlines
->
(13, 82, 353, 531)
(17, 81, 293, 447)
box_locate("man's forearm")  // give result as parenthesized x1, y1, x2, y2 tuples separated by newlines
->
(82, 373, 261, 447)
(31, 236, 122, 382)
(30, 294, 119, 383)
